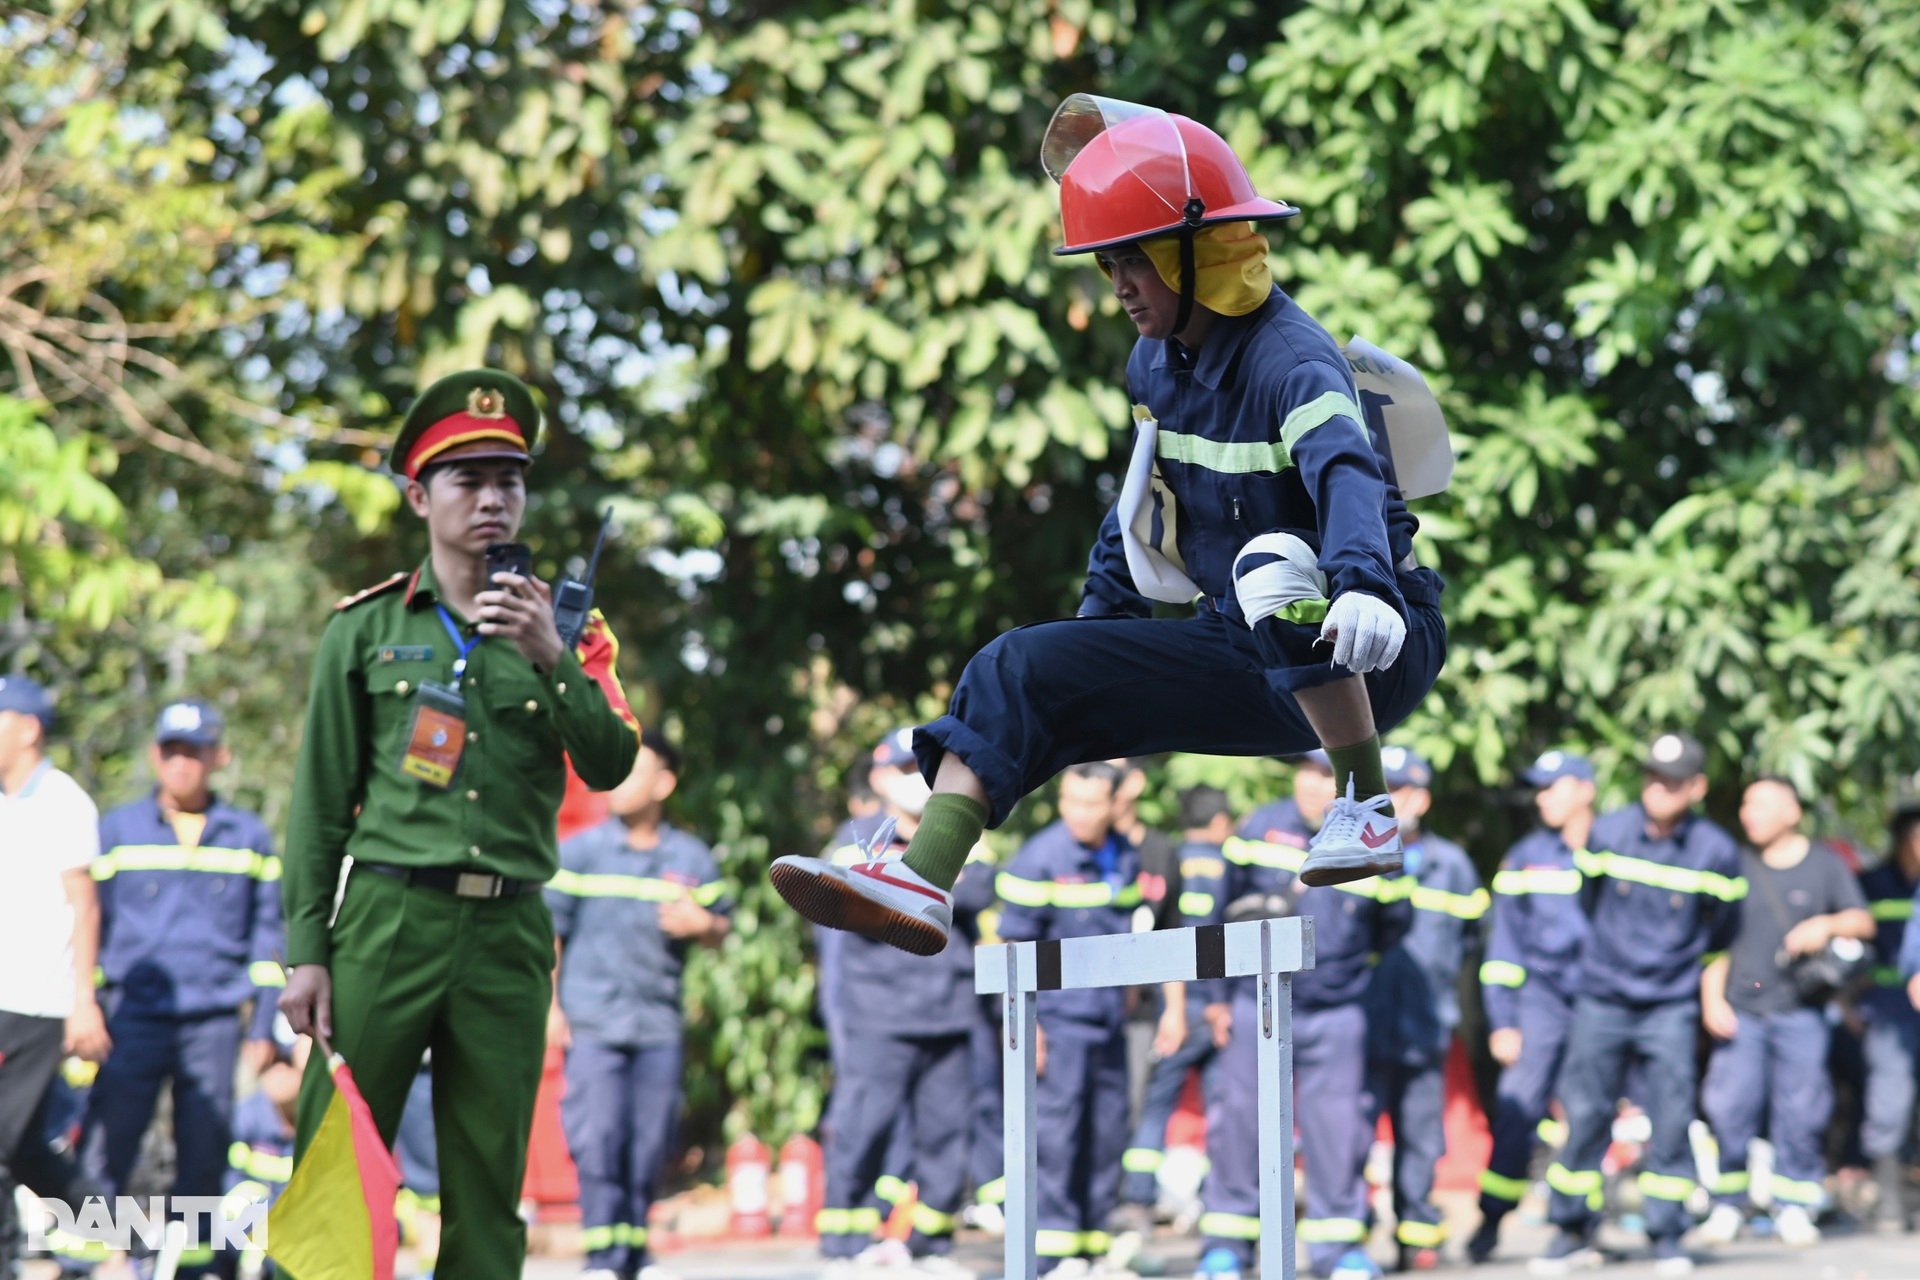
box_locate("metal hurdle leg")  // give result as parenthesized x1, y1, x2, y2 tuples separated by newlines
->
(1003, 943, 1039, 1280)
(1257, 920, 1298, 1280)
(983, 919, 1311, 1280)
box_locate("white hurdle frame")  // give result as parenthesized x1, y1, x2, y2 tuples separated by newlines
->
(976, 917, 1316, 1280)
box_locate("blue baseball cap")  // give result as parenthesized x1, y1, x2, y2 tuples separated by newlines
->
(1288, 748, 1333, 771)
(871, 727, 916, 770)
(154, 698, 224, 747)
(1382, 745, 1433, 790)
(1523, 749, 1595, 787)
(0, 674, 53, 728)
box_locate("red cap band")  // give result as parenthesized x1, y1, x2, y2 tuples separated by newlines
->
(403, 413, 529, 480)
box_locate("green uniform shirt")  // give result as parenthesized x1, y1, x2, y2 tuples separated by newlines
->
(284, 559, 640, 966)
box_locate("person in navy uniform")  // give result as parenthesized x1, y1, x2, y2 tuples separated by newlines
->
(1694, 776, 1871, 1249)
(1858, 795, 1920, 1232)
(547, 729, 731, 1280)
(812, 729, 986, 1276)
(1362, 746, 1484, 1271)
(994, 763, 1143, 1277)
(773, 95, 1449, 959)
(1195, 751, 1412, 1280)
(1534, 733, 1744, 1279)
(1118, 786, 1235, 1224)
(80, 699, 282, 1277)
(1467, 750, 1596, 1263)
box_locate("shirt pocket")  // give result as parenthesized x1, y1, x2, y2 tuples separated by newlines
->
(482, 669, 565, 788)
(202, 873, 254, 952)
(365, 661, 441, 777)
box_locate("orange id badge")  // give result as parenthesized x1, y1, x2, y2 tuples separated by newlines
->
(399, 681, 467, 788)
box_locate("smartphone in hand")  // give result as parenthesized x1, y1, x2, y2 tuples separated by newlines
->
(484, 541, 534, 582)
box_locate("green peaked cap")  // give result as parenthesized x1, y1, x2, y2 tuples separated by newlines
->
(390, 369, 543, 478)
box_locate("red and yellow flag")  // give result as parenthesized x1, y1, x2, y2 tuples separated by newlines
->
(266, 1055, 400, 1280)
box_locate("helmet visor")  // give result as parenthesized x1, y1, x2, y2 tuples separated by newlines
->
(1041, 95, 1195, 226)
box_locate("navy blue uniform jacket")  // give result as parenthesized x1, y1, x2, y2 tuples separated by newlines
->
(1479, 827, 1589, 1031)
(995, 821, 1143, 1039)
(1365, 833, 1485, 1063)
(1214, 799, 1411, 1011)
(548, 819, 733, 1048)
(1573, 805, 1744, 1006)
(94, 794, 283, 1040)
(1080, 286, 1420, 626)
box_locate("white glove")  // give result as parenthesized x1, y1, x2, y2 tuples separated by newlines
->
(1319, 591, 1406, 674)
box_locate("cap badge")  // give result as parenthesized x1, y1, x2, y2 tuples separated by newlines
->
(467, 387, 506, 418)
(1652, 734, 1684, 763)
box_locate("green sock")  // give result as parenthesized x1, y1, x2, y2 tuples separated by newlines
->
(901, 793, 989, 892)
(1326, 735, 1387, 798)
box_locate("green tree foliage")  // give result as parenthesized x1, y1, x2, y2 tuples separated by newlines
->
(1230, 0, 1920, 826)
(5, 0, 1916, 1148)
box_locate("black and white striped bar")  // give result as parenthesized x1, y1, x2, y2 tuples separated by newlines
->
(976, 917, 1317, 1280)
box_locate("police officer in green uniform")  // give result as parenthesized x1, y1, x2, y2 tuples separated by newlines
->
(278, 369, 641, 1279)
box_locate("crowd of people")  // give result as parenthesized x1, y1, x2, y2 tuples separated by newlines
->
(3, 644, 1920, 1280)
(0, 675, 713, 1280)
(806, 731, 1920, 1280)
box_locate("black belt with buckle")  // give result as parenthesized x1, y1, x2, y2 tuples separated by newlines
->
(357, 862, 542, 899)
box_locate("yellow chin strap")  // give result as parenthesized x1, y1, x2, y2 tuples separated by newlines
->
(1138, 221, 1274, 318)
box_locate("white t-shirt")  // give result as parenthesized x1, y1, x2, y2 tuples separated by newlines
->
(0, 761, 100, 1018)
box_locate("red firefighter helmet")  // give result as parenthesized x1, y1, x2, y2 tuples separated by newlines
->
(1042, 94, 1299, 256)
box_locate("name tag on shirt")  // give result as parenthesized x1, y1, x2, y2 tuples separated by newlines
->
(378, 646, 435, 663)
(399, 682, 467, 788)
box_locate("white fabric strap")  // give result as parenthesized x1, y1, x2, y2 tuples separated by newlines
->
(1116, 406, 1204, 604)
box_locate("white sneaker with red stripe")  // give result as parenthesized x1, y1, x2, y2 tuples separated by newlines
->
(770, 822, 953, 957)
(1300, 778, 1402, 886)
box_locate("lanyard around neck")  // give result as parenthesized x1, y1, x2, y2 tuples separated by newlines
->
(435, 605, 482, 689)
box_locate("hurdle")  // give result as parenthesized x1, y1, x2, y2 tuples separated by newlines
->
(976, 916, 1317, 1279)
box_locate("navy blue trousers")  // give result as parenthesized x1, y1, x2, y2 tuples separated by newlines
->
(562, 1037, 683, 1275)
(80, 1009, 242, 1276)
(395, 1063, 440, 1200)
(1548, 997, 1698, 1243)
(970, 995, 1006, 1206)
(1366, 1051, 1447, 1249)
(1861, 1007, 1920, 1160)
(1121, 1004, 1216, 1206)
(1033, 1026, 1130, 1272)
(917, 579, 1446, 827)
(1203, 1000, 1371, 1276)
(820, 1031, 970, 1259)
(1701, 1007, 1830, 1208)
(1479, 985, 1574, 1222)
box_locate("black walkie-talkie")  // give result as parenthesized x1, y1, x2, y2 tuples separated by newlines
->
(553, 509, 613, 651)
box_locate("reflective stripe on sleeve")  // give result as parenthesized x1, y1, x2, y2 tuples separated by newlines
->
(1479, 960, 1528, 988)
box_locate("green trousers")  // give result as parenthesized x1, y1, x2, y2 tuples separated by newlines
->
(294, 866, 552, 1279)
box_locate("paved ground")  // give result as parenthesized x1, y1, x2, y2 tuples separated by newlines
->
(517, 1208, 1920, 1279)
(22, 1197, 1914, 1278)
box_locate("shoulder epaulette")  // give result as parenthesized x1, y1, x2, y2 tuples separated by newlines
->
(333, 572, 408, 612)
